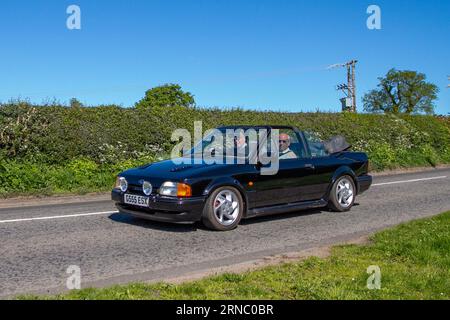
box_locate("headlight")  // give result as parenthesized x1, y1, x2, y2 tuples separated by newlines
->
(159, 182, 177, 197)
(115, 177, 128, 192)
(159, 182, 192, 198)
(142, 181, 153, 196)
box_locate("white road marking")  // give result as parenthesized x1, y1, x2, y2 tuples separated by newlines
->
(0, 211, 117, 224)
(372, 176, 447, 186)
(0, 175, 448, 224)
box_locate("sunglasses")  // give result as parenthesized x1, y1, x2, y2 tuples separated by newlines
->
(279, 140, 288, 143)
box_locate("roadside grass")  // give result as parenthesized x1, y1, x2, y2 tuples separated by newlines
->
(20, 212, 450, 300)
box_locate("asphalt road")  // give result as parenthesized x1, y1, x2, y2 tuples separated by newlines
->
(1, 169, 450, 298)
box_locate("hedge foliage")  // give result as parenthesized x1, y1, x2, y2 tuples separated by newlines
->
(1, 101, 449, 196)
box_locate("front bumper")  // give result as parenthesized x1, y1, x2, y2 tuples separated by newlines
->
(357, 175, 372, 195)
(112, 189, 206, 223)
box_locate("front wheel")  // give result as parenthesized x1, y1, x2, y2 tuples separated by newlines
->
(202, 187, 244, 231)
(328, 175, 356, 212)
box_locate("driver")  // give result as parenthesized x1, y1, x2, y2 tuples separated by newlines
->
(279, 133, 297, 160)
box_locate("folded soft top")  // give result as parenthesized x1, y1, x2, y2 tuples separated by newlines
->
(323, 136, 352, 154)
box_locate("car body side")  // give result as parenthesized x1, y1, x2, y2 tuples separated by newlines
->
(112, 127, 372, 223)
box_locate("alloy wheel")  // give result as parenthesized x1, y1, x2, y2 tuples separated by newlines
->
(213, 189, 240, 226)
(335, 177, 354, 208)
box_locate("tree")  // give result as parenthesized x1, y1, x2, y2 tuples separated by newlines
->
(135, 84, 195, 109)
(363, 69, 439, 114)
(69, 98, 83, 108)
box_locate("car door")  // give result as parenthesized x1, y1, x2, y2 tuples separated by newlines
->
(250, 129, 320, 208)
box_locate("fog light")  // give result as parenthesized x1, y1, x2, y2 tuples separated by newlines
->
(116, 177, 128, 192)
(142, 181, 153, 196)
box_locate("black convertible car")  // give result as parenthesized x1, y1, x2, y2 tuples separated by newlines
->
(112, 126, 372, 231)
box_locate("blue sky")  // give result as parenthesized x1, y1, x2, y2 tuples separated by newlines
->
(0, 0, 449, 114)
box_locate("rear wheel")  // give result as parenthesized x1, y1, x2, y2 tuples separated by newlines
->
(328, 175, 355, 212)
(202, 187, 244, 231)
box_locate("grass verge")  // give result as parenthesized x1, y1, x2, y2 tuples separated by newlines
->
(20, 212, 450, 300)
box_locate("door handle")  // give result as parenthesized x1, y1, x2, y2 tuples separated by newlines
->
(304, 163, 315, 169)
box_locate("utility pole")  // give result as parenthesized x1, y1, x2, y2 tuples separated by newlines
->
(328, 60, 358, 112)
(350, 60, 357, 112)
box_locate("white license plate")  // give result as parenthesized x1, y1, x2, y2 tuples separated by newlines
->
(124, 194, 149, 207)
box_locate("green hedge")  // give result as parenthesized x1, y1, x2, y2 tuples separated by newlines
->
(1, 102, 449, 196)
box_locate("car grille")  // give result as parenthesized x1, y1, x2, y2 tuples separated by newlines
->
(127, 184, 147, 195)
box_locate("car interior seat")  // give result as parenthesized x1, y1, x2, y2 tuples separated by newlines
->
(288, 143, 306, 158)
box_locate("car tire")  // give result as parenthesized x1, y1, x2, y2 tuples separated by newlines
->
(328, 175, 356, 212)
(202, 186, 244, 231)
